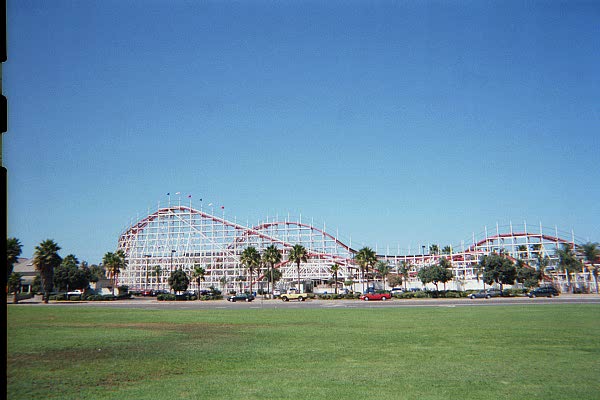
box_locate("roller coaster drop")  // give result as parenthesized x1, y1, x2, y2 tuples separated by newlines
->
(117, 203, 592, 293)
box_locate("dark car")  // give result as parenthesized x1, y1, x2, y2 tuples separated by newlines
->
(141, 289, 155, 296)
(469, 289, 502, 299)
(528, 286, 559, 298)
(227, 293, 255, 302)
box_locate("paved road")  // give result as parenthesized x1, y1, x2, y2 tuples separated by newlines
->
(9, 294, 600, 310)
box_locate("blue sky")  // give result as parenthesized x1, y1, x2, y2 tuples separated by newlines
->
(5, 0, 599, 263)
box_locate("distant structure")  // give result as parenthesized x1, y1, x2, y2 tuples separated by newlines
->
(116, 202, 593, 293)
(12, 258, 37, 293)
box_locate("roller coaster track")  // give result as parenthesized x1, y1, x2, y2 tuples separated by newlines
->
(117, 204, 585, 290)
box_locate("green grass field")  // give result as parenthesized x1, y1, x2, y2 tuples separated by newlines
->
(7, 304, 600, 399)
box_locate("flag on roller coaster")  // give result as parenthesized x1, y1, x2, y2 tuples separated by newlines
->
(166, 192, 170, 196)
(188, 195, 192, 198)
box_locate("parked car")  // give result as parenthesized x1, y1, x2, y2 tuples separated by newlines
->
(527, 286, 559, 298)
(468, 289, 502, 299)
(390, 288, 404, 295)
(280, 291, 311, 302)
(66, 289, 83, 299)
(141, 289, 155, 296)
(227, 293, 255, 302)
(360, 292, 392, 301)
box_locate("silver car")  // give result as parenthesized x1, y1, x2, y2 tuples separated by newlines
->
(469, 289, 502, 299)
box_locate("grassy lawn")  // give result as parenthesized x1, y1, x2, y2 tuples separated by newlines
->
(7, 304, 600, 399)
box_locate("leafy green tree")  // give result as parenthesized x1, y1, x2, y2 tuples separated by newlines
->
(262, 244, 282, 296)
(387, 274, 402, 288)
(52, 263, 72, 292)
(375, 261, 391, 290)
(53, 256, 90, 292)
(354, 247, 377, 293)
(103, 250, 128, 295)
(417, 265, 433, 289)
(288, 244, 308, 292)
(191, 264, 206, 294)
(87, 263, 105, 283)
(168, 268, 189, 294)
(329, 263, 340, 294)
(417, 263, 452, 292)
(240, 246, 261, 294)
(556, 244, 583, 292)
(62, 254, 79, 268)
(33, 239, 62, 303)
(480, 253, 516, 292)
(7, 237, 23, 280)
(578, 242, 599, 294)
(516, 259, 540, 289)
(438, 257, 454, 291)
(8, 272, 23, 304)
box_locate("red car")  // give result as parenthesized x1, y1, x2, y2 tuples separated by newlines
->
(360, 292, 392, 301)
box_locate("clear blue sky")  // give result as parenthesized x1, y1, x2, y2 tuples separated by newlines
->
(5, 0, 599, 264)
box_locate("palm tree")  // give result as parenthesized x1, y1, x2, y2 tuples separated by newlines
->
(240, 246, 261, 294)
(429, 244, 440, 255)
(7, 237, 23, 280)
(191, 264, 206, 295)
(262, 245, 282, 297)
(532, 243, 543, 260)
(288, 244, 308, 292)
(33, 239, 62, 303)
(103, 250, 128, 295)
(474, 262, 484, 290)
(536, 254, 550, 284)
(517, 244, 528, 259)
(8, 272, 23, 304)
(354, 247, 377, 293)
(219, 276, 228, 292)
(375, 261, 391, 290)
(579, 242, 599, 294)
(556, 244, 583, 292)
(103, 252, 117, 294)
(441, 245, 452, 255)
(153, 265, 162, 289)
(330, 263, 340, 294)
(399, 261, 410, 291)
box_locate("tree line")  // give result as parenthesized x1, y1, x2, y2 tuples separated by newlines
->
(6, 238, 600, 303)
